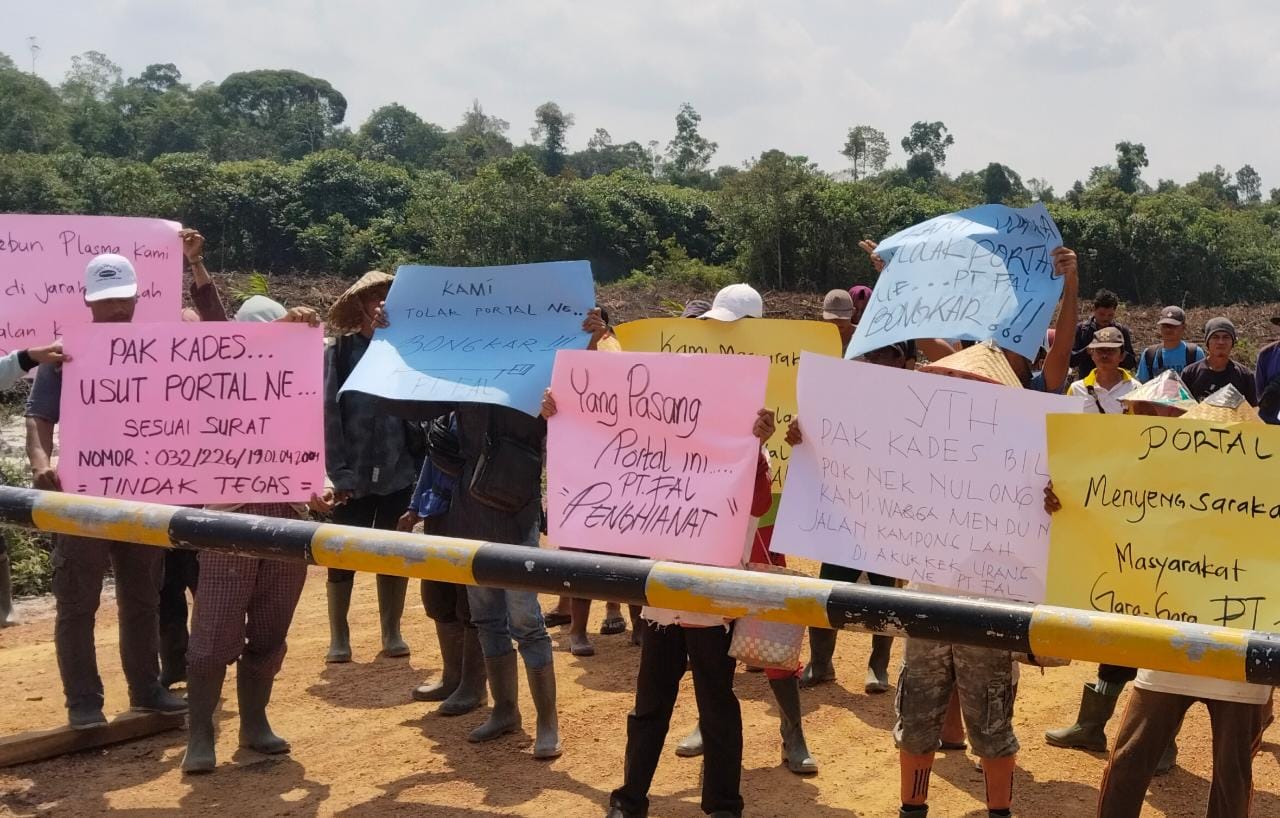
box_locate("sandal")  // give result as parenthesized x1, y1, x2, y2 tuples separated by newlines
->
(600, 615, 628, 635)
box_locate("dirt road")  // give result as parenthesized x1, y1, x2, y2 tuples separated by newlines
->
(0, 571, 1277, 817)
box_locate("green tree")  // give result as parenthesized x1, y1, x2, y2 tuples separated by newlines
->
(217, 69, 347, 159)
(901, 121, 954, 166)
(718, 150, 826, 287)
(530, 101, 574, 176)
(841, 125, 890, 180)
(1026, 177, 1055, 203)
(61, 50, 124, 101)
(665, 103, 717, 185)
(359, 103, 445, 166)
(0, 66, 68, 152)
(567, 129, 651, 178)
(1236, 164, 1262, 204)
(1185, 165, 1238, 207)
(981, 162, 1025, 204)
(1114, 141, 1149, 194)
(434, 99, 513, 178)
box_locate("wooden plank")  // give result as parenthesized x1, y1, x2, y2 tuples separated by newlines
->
(0, 711, 184, 768)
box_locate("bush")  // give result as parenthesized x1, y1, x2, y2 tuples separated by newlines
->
(0, 461, 52, 597)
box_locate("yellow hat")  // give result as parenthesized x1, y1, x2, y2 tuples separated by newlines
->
(920, 340, 1021, 388)
(1180, 384, 1260, 424)
(327, 271, 394, 334)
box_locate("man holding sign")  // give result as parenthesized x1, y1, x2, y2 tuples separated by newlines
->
(24, 254, 187, 729)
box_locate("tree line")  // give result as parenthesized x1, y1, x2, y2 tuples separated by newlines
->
(2, 52, 1279, 304)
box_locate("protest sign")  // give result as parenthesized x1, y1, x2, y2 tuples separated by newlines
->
(847, 203, 1063, 362)
(0, 215, 181, 357)
(57, 322, 324, 504)
(612, 318, 842, 506)
(339, 262, 594, 415)
(547, 350, 769, 565)
(1046, 414, 1280, 631)
(773, 352, 1078, 601)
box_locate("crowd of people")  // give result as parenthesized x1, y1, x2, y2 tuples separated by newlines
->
(1, 229, 1276, 818)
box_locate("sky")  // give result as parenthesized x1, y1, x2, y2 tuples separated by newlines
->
(4, 0, 1280, 193)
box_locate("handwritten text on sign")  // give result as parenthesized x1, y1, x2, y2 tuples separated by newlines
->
(848, 203, 1064, 362)
(1046, 414, 1280, 632)
(773, 352, 1079, 601)
(58, 322, 324, 503)
(0, 215, 181, 356)
(547, 350, 769, 566)
(339, 262, 594, 416)
(612, 318, 842, 505)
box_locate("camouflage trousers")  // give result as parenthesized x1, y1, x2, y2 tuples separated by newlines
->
(894, 637, 1019, 758)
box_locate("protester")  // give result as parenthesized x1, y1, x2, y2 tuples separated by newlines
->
(182, 295, 330, 774)
(157, 228, 228, 688)
(398, 413, 488, 715)
(822, 289, 855, 348)
(1071, 289, 1137, 377)
(322, 271, 424, 662)
(1136, 306, 1203, 382)
(24, 254, 187, 728)
(595, 405, 778, 818)
(0, 342, 66, 392)
(848, 284, 871, 329)
(1180, 317, 1257, 405)
(789, 342, 907, 696)
(1254, 315, 1280, 402)
(1067, 327, 1138, 413)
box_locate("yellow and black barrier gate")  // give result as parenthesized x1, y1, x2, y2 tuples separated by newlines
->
(2, 486, 1278, 686)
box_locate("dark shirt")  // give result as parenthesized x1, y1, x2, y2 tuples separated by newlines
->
(1255, 341, 1280, 398)
(1071, 317, 1137, 377)
(1180, 358, 1258, 405)
(324, 333, 421, 499)
(25, 362, 62, 423)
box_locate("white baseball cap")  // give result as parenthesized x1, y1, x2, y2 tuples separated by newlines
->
(701, 283, 763, 322)
(84, 254, 138, 302)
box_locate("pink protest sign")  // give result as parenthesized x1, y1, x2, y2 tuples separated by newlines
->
(57, 322, 325, 504)
(0, 214, 181, 357)
(547, 350, 769, 566)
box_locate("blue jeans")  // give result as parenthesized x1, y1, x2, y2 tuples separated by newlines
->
(465, 524, 552, 669)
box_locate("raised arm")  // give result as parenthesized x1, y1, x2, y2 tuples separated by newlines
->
(1040, 248, 1079, 394)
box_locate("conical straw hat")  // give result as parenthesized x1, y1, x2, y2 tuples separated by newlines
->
(920, 340, 1022, 388)
(327, 271, 395, 334)
(1180, 384, 1260, 424)
(1119, 369, 1198, 411)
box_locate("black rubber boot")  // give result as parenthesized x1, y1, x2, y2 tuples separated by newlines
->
(1044, 682, 1119, 751)
(414, 620, 463, 702)
(377, 574, 410, 658)
(325, 580, 353, 663)
(468, 652, 521, 742)
(675, 722, 703, 757)
(181, 666, 226, 774)
(525, 663, 562, 759)
(0, 551, 19, 627)
(438, 627, 488, 716)
(770, 676, 818, 774)
(800, 627, 837, 688)
(237, 670, 290, 754)
(866, 634, 893, 693)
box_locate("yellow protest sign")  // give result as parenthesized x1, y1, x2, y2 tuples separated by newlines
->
(1045, 413, 1280, 632)
(613, 318, 843, 518)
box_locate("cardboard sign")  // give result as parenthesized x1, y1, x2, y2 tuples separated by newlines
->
(339, 262, 595, 415)
(773, 352, 1079, 600)
(57, 322, 324, 504)
(848, 203, 1063, 362)
(1046, 413, 1280, 631)
(547, 350, 769, 565)
(0, 214, 181, 356)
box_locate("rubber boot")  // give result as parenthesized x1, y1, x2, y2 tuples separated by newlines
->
(438, 627, 488, 716)
(675, 723, 703, 757)
(866, 633, 893, 694)
(159, 619, 188, 688)
(800, 627, 837, 688)
(181, 666, 226, 774)
(770, 676, 818, 774)
(237, 670, 290, 754)
(414, 620, 463, 702)
(1044, 682, 1118, 751)
(0, 551, 19, 627)
(325, 580, 353, 663)
(468, 652, 521, 742)
(899, 809, 928, 818)
(376, 574, 410, 658)
(525, 663, 563, 759)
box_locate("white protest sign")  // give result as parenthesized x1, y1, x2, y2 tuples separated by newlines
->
(772, 352, 1079, 601)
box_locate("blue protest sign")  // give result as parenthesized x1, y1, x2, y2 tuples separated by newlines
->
(846, 203, 1064, 362)
(339, 261, 595, 415)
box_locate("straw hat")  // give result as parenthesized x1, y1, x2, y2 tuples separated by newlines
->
(1119, 370, 1198, 411)
(1180, 384, 1261, 424)
(328, 271, 394, 333)
(920, 340, 1022, 388)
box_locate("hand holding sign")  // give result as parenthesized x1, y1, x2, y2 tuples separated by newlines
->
(847, 203, 1064, 362)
